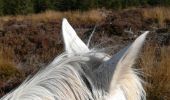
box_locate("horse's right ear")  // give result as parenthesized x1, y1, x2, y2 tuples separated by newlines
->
(62, 18, 89, 54)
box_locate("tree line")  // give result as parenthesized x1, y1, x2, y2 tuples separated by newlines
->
(0, 0, 170, 16)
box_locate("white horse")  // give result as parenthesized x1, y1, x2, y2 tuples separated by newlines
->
(1, 18, 149, 100)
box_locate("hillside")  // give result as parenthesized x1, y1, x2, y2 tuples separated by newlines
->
(0, 7, 170, 99)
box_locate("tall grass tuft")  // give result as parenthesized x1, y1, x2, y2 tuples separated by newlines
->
(142, 7, 170, 27)
(139, 44, 170, 100)
(0, 47, 24, 96)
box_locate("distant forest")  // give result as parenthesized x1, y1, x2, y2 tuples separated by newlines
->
(0, 0, 170, 15)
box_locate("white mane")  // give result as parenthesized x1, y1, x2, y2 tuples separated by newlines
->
(1, 18, 149, 100)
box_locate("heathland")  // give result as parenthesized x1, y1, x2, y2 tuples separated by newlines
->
(0, 7, 170, 100)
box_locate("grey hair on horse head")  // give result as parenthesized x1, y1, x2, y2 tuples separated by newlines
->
(1, 18, 149, 100)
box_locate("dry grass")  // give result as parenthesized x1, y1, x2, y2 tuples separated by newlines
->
(139, 43, 170, 100)
(0, 9, 105, 25)
(142, 7, 170, 27)
(0, 46, 24, 81)
(0, 46, 24, 96)
(0, 47, 25, 96)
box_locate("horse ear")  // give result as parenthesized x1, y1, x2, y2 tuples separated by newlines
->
(95, 31, 148, 99)
(116, 31, 149, 67)
(108, 31, 149, 98)
(62, 18, 89, 54)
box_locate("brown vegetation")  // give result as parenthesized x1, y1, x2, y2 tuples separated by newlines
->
(0, 10, 105, 26)
(139, 43, 170, 100)
(0, 47, 24, 97)
(142, 7, 170, 27)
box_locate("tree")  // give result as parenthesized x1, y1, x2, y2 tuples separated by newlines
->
(0, 0, 3, 15)
(33, 0, 51, 13)
(2, 0, 34, 15)
(161, 0, 170, 6)
(148, 0, 161, 6)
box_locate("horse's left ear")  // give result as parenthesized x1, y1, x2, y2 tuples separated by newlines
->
(62, 18, 89, 54)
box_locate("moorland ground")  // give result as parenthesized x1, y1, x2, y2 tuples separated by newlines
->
(0, 7, 170, 100)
